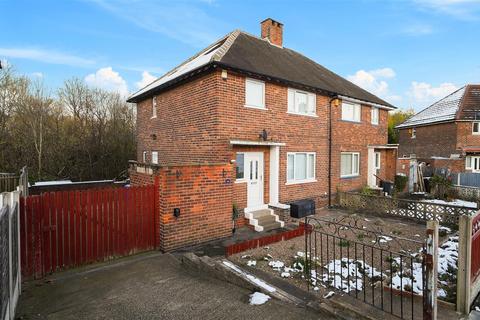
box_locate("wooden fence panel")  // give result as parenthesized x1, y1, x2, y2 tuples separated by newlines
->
(471, 214, 480, 282)
(20, 185, 157, 279)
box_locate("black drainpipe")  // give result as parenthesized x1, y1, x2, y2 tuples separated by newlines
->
(328, 96, 339, 208)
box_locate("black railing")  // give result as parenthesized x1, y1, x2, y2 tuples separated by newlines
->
(305, 216, 428, 319)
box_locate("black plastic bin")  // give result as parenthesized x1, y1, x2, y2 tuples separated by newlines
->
(382, 181, 394, 195)
(290, 199, 315, 218)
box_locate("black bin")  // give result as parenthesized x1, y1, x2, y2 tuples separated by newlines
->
(382, 181, 394, 195)
(290, 199, 315, 218)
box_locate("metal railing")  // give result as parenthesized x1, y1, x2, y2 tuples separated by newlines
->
(304, 215, 434, 319)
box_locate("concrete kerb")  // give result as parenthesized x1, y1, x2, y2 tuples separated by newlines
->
(180, 252, 400, 320)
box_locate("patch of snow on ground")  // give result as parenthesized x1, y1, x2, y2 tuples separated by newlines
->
(281, 272, 290, 278)
(268, 261, 285, 269)
(249, 292, 270, 305)
(422, 198, 477, 209)
(247, 260, 257, 267)
(311, 258, 383, 293)
(222, 260, 276, 293)
(390, 235, 458, 298)
(323, 291, 335, 299)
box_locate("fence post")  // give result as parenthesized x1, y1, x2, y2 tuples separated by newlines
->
(457, 214, 473, 314)
(424, 220, 438, 320)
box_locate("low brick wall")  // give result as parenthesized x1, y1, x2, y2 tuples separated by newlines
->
(130, 162, 233, 252)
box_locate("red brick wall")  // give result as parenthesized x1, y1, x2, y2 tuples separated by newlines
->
(456, 122, 480, 151)
(398, 122, 458, 159)
(130, 163, 233, 251)
(331, 102, 389, 192)
(135, 72, 223, 165)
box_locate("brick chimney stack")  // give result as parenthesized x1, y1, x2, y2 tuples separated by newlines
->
(261, 18, 283, 47)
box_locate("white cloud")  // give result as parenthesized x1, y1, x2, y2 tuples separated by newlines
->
(31, 72, 43, 78)
(402, 24, 434, 36)
(413, 0, 480, 19)
(90, 0, 224, 47)
(0, 47, 95, 67)
(136, 71, 157, 89)
(347, 68, 400, 103)
(85, 67, 128, 96)
(407, 81, 459, 108)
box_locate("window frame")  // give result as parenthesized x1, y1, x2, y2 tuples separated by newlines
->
(341, 101, 361, 122)
(371, 107, 379, 125)
(473, 122, 480, 135)
(340, 152, 360, 178)
(142, 151, 147, 163)
(466, 156, 480, 172)
(411, 128, 416, 139)
(151, 151, 158, 165)
(286, 152, 316, 185)
(234, 153, 246, 182)
(374, 152, 381, 170)
(151, 96, 157, 119)
(287, 88, 317, 117)
(244, 78, 266, 110)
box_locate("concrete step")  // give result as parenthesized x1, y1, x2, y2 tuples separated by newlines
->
(256, 214, 277, 225)
(261, 221, 282, 232)
(250, 209, 273, 219)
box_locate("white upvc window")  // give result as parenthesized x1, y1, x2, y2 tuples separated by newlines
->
(152, 96, 157, 118)
(142, 151, 147, 163)
(341, 152, 360, 178)
(287, 88, 316, 116)
(287, 152, 316, 184)
(341, 101, 361, 122)
(466, 156, 480, 172)
(371, 107, 379, 125)
(411, 128, 416, 139)
(151, 151, 158, 164)
(245, 78, 265, 109)
(375, 152, 381, 170)
(473, 122, 480, 135)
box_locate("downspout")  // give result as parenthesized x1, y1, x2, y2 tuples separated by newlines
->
(328, 96, 339, 208)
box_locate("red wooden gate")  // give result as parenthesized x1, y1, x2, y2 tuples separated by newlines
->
(471, 213, 480, 282)
(20, 185, 157, 279)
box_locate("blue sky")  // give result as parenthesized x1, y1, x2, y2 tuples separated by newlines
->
(1, 0, 479, 110)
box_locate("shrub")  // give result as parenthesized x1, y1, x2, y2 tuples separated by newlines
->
(430, 175, 452, 200)
(361, 185, 375, 196)
(394, 175, 408, 193)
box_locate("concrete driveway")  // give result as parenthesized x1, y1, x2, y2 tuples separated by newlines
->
(17, 252, 324, 319)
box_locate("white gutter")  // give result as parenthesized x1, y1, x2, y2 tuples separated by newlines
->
(338, 95, 395, 111)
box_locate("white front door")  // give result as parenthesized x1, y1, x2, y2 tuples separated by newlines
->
(246, 152, 264, 209)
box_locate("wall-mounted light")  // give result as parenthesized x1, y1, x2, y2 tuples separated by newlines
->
(150, 133, 157, 140)
(173, 208, 180, 218)
(259, 129, 268, 141)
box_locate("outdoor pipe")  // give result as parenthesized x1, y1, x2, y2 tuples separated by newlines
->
(328, 95, 339, 208)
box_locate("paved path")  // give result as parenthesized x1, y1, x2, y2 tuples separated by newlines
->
(17, 252, 325, 320)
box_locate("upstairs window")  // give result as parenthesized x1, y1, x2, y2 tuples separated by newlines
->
(411, 128, 416, 139)
(287, 88, 316, 116)
(473, 122, 480, 135)
(341, 152, 360, 178)
(287, 152, 315, 183)
(151, 151, 158, 165)
(371, 107, 379, 125)
(341, 102, 361, 122)
(152, 96, 157, 118)
(245, 78, 265, 109)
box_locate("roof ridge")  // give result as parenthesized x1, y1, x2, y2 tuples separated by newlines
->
(213, 30, 241, 62)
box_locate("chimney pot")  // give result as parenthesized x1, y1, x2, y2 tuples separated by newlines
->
(261, 18, 283, 47)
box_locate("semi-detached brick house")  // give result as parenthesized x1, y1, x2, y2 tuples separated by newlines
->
(397, 85, 480, 174)
(127, 18, 397, 251)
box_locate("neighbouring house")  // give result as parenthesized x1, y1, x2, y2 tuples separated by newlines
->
(396, 85, 480, 174)
(127, 18, 397, 251)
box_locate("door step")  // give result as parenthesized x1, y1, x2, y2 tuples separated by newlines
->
(245, 208, 285, 232)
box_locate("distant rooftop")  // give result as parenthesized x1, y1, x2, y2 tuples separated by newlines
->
(396, 85, 480, 129)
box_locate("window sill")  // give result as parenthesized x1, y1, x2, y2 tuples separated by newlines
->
(244, 104, 267, 111)
(340, 119, 361, 124)
(371, 122, 379, 126)
(285, 179, 317, 186)
(286, 111, 318, 118)
(151, 116, 157, 119)
(234, 179, 247, 184)
(340, 175, 360, 179)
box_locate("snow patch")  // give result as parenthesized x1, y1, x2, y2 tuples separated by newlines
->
(249, 292, 270, 305)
